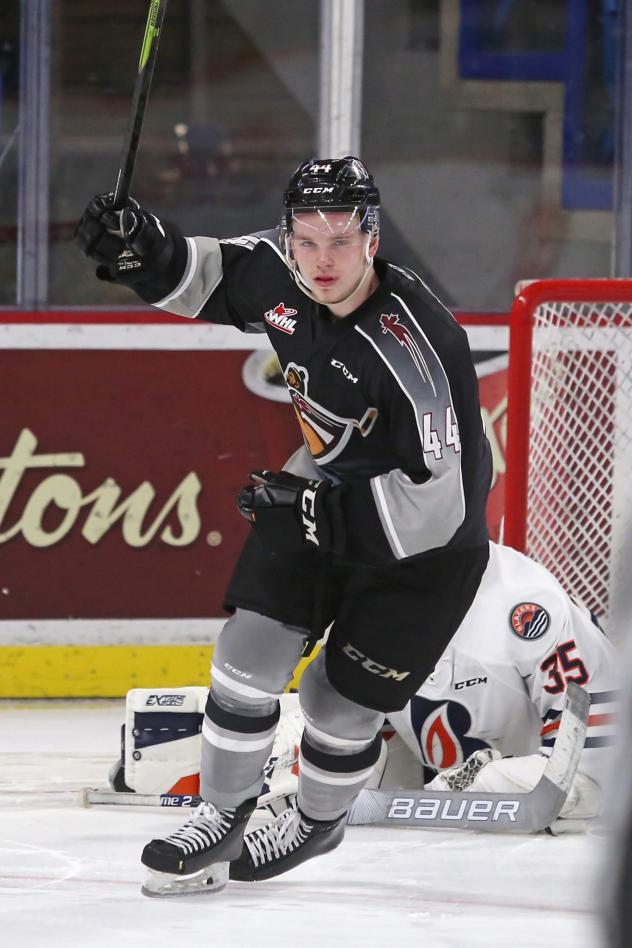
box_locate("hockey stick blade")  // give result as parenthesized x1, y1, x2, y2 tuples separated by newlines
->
(347, 682, 590, 833)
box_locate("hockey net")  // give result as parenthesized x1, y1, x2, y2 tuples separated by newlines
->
(504, 279, 632, 635)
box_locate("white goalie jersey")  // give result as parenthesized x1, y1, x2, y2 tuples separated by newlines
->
(386, 541, 618, 816)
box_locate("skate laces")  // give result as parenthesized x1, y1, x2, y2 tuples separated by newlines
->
(244, 807, 313, 868)
(163, 801, 236, 855)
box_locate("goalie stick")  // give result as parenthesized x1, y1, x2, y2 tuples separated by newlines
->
(347, 682, 590, 832)
(82, 683, 589, 833)
(112, 0, 168, 210)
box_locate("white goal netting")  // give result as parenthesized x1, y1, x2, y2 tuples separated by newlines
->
(508, 284, 632, 637)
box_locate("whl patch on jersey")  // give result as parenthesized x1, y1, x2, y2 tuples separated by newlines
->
(510, 602, 550, 640)
(264, 302, 298, 335)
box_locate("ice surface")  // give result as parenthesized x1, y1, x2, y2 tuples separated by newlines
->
(0, 701, 605, 948)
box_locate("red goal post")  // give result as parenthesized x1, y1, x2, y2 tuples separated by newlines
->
(504, 279, 632, 635)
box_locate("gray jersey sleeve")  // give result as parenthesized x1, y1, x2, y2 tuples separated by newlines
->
(352, 296, 467, 559)
(152, 230, 281, 330)
(153, 236, 224, 318)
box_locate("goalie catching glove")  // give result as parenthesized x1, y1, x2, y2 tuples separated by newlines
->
(75, 192, 177, 285)
(237, 470, 345, 555)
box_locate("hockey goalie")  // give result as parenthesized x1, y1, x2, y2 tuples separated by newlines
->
(108, 542, 618, 834)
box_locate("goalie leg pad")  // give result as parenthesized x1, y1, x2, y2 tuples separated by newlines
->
(122, 686, 208, 795)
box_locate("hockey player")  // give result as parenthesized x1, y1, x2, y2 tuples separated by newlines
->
(76, 157, 493, 896)
(382, 540, 617, 825)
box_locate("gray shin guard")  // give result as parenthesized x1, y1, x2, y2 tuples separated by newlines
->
(298, 651, 385, 821)
(201, 609, 308, 807)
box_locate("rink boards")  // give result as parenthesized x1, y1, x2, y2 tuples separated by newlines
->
(0, 312, 508, 697)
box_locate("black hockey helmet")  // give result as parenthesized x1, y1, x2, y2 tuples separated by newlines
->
(282, 156, 380, 240)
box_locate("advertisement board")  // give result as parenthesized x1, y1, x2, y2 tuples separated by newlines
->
(0, 313, 508, 695)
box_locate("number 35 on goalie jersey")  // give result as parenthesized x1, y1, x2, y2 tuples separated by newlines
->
(387, 542, 619, 791)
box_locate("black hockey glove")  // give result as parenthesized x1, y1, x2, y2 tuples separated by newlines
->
(237, 471, 345, 556)
(75, 192, 176, 285)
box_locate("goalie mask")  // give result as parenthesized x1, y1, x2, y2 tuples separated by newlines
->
(280, 156, 381, 304)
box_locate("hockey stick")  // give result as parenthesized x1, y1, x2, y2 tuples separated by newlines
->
(112, 0, 168, 210)
(81, 788, 201, 808)
(347, 682, 590, 833)
(80, 784, 289, 812)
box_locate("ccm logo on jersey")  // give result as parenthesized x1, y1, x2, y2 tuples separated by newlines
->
(301, 484, 320, 546)
(264, 303, 298, 334)
(146, 694, 186, 706)
(510, 602, 551, 640)
(343, 643, 410, 681)
(454, 676, 488, 690)
(330, 359, 358, 383)
(387, 797, 520, 823)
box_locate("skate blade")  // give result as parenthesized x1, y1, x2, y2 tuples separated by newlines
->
(141, 861, 229, 898)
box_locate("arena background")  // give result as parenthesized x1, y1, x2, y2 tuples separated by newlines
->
(0, 1, 627, 695)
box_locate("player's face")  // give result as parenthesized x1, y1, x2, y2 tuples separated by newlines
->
(290, 210, 377, 306)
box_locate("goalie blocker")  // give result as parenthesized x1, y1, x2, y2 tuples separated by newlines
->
(92, 682, 589, 834)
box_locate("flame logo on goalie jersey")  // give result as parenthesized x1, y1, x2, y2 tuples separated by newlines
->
(410, 696, 489, 772)
(284, 362, 378, 463)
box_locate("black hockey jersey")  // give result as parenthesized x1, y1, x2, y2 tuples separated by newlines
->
(133, 228, 492, 565)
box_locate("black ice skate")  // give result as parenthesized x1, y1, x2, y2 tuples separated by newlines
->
(141, 797, 256, 897)
(229, 803, 345, 882)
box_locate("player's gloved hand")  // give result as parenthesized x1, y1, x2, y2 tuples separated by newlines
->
(237, 470, 345, 555)
(75, 192, 175, 285)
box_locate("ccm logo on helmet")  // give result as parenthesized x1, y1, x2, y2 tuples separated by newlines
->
(302, 186, 335, 194)
(343, 643, 410, 681)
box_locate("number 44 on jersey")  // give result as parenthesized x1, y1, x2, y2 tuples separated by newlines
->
(423, 407, 461, 460)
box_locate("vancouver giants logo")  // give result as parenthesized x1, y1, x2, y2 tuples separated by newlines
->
(410, 696, 489, 771)
(379, 313, 434, 387)
(284, 362, 378, 463)
(510, 602, 551, 640)
(264, 303, 298, 335)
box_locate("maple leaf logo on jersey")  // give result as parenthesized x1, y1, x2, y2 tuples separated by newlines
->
(379, 313, 433, 385)
(264, 302, 298, 335)
(510, 602, 550, 640)
(284, 362, 378, 463)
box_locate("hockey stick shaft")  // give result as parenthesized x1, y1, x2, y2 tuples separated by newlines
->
(81, 785, 286, 811)
(81, 788, 200, 808)
(347, 682, 590, 832)
(112, 0, 168, 210)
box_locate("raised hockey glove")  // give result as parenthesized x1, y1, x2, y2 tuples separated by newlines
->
(75, 192, 176, 285)
(237, 470, 345, 555)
